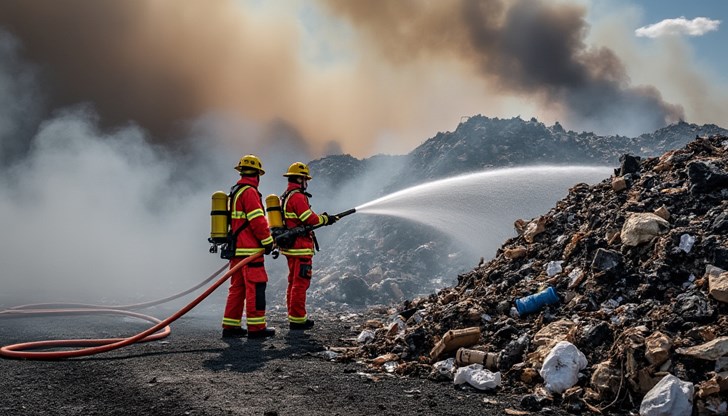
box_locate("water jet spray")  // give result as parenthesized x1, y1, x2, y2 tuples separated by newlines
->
(1, 165, 608, 360)
(350, 165, 610, 257)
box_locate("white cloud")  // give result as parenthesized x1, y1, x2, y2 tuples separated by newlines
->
(635, 16, 721, 38)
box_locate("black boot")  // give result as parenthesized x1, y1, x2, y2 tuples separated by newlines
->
(289, 319, 315, 330)
(247, 328, 276, 339)
(221, 327, 247, 338)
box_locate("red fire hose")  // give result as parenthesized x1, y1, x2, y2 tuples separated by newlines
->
(0, 253, 261, 360)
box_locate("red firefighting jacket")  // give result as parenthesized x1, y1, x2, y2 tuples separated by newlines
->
(281, 182, 324, 257)
(230, 176, 273, 257)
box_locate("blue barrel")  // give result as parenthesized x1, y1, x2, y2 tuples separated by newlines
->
(515, 286, 559, 316)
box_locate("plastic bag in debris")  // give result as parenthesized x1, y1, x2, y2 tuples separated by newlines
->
(639, 374, 694, 416)
(453, 364, 501, 390)
(679, 234, 696, 253)
(433, 358, 456, 378)
(383, 361, 398, 373)
(540, 341, 588, 394)
(546, 260, 563, 277)
(357, 329, 375, 344)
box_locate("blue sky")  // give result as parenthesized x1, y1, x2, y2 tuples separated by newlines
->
(592, 0, 727, 82)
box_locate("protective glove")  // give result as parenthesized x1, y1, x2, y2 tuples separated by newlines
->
(263, 241, 275, 255)
(321, 212, 337, 226)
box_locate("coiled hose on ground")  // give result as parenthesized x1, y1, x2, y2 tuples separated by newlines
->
(0, 253, 260, 360)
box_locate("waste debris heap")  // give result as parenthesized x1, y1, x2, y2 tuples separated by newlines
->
(309, 117, 728, 306)
(340, 135, 728, 415)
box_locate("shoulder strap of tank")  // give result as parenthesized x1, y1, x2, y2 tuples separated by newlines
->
(229, 183, 246, 200)
(229, 184, 252, 238)
(281, 188, 302, 212)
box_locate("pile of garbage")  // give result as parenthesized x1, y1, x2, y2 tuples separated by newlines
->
(336, 135, 728, 414)
(313, 116, 728, 192)
(308, 117, 728, 307)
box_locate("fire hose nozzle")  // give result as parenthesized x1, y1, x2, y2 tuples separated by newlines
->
(332, 208, 356, 221)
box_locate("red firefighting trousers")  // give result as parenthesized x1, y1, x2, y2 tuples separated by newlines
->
(285, 256, 312, 323)
(222, 258, 268, 332)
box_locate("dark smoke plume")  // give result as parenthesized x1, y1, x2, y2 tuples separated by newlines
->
(0, 0, 303, 143)
(0, 0, 687, 158)
(322, 0, 684, 135)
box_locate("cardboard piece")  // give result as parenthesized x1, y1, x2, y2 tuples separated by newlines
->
(430, 327, 481, 362)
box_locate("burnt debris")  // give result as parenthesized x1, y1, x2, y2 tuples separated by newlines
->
(308, 117, 728, 307)
(336, 135, 728, 414)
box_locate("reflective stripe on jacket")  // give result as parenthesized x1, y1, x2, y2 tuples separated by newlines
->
(231, 176, 273, 257)
(281, 183, 324, 256)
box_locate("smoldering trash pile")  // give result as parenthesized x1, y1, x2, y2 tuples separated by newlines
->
(330, 135, 728, 415)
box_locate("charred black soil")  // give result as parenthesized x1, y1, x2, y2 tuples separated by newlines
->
(0, 306, 562, 416)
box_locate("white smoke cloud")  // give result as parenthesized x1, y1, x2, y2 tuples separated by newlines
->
(0, 107, 315, 309)
(0, 107, 225, 305)
(0, 30, 299, 308)
(635, 17, 721, 38)
(0, 30, 43, 165)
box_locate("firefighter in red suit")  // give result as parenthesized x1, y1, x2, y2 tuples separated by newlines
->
(221, 154, 276, 339)
(281, 162, 336, 330)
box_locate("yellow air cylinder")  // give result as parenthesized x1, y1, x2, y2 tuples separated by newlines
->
(265, 194, 284, 229)
(210, 191, 229, 243)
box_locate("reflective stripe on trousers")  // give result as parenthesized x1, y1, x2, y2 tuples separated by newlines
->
(222, 258, 268, 331)
(286, 255, 312, 322)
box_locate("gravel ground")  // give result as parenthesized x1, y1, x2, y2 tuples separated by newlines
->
(0, 303, 567, 416)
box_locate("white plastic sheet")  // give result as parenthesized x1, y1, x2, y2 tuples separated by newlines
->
(639, 374, 694, 416)
(453, 364, 501, 390)
(539, 341, 588, 394)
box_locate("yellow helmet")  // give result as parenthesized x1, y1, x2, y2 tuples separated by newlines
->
(283, 162, 312, 180)
(235, 154, 265, 175)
